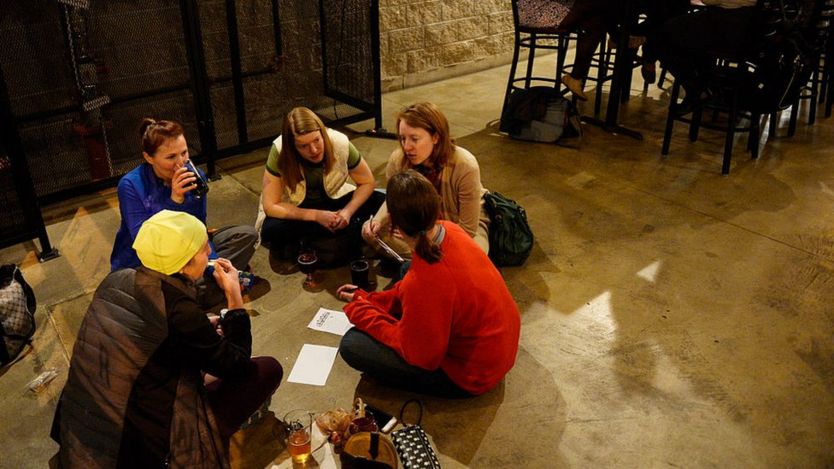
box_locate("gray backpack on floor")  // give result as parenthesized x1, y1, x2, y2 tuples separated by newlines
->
(0, 264, 36, 366)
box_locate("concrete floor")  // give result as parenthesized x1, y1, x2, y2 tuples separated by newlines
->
(2, 56, 834, 468)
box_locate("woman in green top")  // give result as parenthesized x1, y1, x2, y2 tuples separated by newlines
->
(258, 107, 383, 262)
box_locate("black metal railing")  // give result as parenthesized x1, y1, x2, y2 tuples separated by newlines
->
(0, 0, 382, 258)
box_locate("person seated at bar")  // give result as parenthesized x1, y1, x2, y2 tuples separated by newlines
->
(558, 0, 622, 101)
(257, 106, 384, 264)
(52, 210, 282, 467)
(111, 118, 257, 307)
(634, 0, 691, 85)
(362, 102, 489, 260)
(337, 170, 521, 397)
(658, 0, 759, 111)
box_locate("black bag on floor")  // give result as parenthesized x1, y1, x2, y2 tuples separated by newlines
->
(392, 400, 441, 469)
(0, 264, 36, 366)
(500, 86, 581, 142)
(484, 192, 534, 267)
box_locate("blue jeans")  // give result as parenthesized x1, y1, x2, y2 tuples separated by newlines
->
(339, 329, 473, 398)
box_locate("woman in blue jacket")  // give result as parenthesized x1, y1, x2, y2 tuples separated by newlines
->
(110, 118, 257, 306)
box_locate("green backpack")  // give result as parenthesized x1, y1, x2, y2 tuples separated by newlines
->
(484, 192, 534, 267)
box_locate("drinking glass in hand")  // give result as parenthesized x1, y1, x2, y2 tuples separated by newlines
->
(184, 159, 209, 199)
(297, 248, 318, 288)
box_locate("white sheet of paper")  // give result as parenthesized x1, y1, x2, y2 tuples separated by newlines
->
(287, 344, 339, 386)
(308, 308, 354, 336)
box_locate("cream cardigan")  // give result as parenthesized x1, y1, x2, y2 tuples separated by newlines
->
(371, 145, 490, 255)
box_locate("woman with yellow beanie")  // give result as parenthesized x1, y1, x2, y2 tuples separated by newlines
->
(53, 210, 282, 467)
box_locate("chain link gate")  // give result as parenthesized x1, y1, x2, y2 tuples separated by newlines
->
(0, 0, 382, 258)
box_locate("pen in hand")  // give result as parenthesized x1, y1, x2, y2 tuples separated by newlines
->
(369, 215, 405, 263)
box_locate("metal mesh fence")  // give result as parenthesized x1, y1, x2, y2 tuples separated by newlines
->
(321, 0, 376, 105)
(199, 0, 372, 151)
(85, 1, 191, 101)
(0, 2, 77, 119)
(0, 153, 28, 241)
(0, 0, 379, 206)
(17, 113, 90, 196)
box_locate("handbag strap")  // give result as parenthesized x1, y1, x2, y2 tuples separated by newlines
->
(398, 399, 423, 426)
(354, 397, 366, 418)
(369, 432, 380, 459)
(0, 333, 9, 364)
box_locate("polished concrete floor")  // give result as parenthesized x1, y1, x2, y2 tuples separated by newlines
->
(2, 56, 834, 468)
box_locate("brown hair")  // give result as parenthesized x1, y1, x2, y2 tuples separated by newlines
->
(395, 102, 455, 170)
(278, 107, 335, 192)
(387, 170, 442, 264)
(139, 118, 185, 156)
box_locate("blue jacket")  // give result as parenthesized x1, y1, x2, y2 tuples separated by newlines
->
(110, 163, 208, 271)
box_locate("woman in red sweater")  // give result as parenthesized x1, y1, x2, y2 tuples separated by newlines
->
(337, 170, 521, 397)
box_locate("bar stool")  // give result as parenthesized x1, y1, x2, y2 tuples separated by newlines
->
(501, 0, 575, 121)
(786, 0, 834, 133)
(662, 66, 764, 175)
(824, 0, 834, 116)
(661, 1, 808, 174)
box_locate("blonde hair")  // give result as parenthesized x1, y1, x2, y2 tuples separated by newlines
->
(278, 107, 335, 191)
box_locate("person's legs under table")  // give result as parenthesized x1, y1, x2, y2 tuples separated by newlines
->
(659, 6, 758, 101)
(558, 0, 619, 99)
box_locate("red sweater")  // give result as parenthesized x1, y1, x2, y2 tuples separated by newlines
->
(344, 221, 521, 395)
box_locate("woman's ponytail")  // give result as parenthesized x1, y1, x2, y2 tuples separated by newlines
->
(414, 230, 441, 263)
(387, 170, 443, 264)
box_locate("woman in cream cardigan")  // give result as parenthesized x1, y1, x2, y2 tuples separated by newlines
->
(363, 102, 489, 258)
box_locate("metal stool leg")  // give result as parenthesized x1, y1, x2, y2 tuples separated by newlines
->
(501, 31, 523, 119)
(722, 92, 738, 175)
(662, 80, 680, 156)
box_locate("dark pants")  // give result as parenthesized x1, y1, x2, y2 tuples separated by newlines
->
(339, 329, 473, 398)
(261, 190, 385, 259)
(635, 0, 690, 63)
(560, 0, 620, 79)
(659, 6, 759, 95)
(205, 356, 283, 439)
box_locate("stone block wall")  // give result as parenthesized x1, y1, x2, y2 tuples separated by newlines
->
(378, 0, 514, 91)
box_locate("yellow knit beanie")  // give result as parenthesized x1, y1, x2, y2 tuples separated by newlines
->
(133, 210, 208, 275)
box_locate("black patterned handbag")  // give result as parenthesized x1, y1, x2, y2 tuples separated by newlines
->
(0, 264, 37, 366)
(391, 400, 441, 469)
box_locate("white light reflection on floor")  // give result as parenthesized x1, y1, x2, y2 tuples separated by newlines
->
(636, 260, 662, 283)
